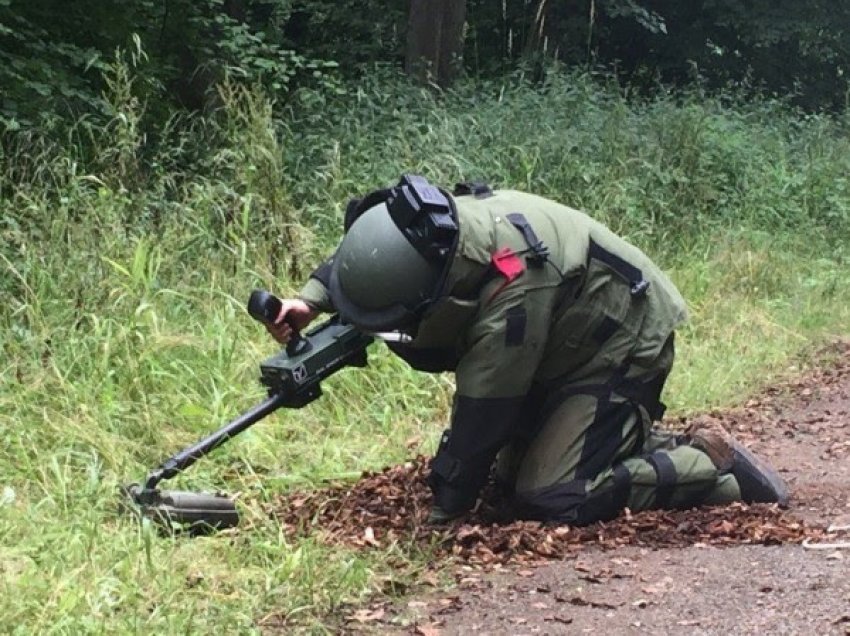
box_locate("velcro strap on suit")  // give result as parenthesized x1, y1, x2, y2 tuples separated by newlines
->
(611, 463, 632, 512)
(615, 371, 668, 422)
(591, 315, 621, 345)
(545, 368, 667, 424)
(506, 213, 549, 268)
(646, 451, 677, 509)
(588, 239, 650, 297)
(504, 305, 527, 347)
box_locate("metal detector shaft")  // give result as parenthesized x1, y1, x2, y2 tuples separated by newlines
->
(125, 302, 373, 535)
(143, 393, 287, 490)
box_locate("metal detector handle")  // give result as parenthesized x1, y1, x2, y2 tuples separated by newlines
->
(143, 392, 287, 490)
(247, 289, 312, 357)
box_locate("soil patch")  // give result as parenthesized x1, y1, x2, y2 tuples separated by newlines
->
(266, 341, 850, 634)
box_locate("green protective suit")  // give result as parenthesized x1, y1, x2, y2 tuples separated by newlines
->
(299, 189, 740, 523)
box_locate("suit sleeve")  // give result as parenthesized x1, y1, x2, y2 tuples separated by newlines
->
(297, 254, 336, 313)
(429, 287, 551, 513)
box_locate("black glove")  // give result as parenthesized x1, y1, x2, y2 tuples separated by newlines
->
(428, 430, 486, 514)
(428, 397, 524, 514)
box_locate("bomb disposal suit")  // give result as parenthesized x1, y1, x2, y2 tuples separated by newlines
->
(296, 176, 760, 524)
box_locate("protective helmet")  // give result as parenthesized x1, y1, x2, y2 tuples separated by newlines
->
(329, 175, 458, 332)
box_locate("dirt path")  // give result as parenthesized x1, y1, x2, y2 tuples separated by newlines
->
(394, 542, 849, 635)
(389, 345, 850, 635)
(269, 343, 850, 634)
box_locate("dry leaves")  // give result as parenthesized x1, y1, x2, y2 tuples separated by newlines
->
(267, 456, 824, 568)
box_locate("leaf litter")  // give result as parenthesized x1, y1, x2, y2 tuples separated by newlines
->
(267, 455, 824, 568)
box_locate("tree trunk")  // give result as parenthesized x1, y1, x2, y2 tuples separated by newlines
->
(405, 0, 467, 86)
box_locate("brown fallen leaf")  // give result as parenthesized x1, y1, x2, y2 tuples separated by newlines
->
(415, 623, 443, 636)
(434, 595, 462, 615)
(362, 526, 380, 547)
(347, 608, 385, 623)
(421, 572, 440, 587)
(567, 596, 620, 610)
(581, 573, 607, 584)
(544, 614, 574, 625)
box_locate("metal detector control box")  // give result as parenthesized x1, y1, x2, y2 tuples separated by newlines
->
(258, 317, 374, 408)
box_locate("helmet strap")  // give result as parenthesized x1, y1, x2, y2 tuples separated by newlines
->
(343, 189, 391, 231)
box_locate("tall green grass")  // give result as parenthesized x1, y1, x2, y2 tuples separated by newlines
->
(1, 66, 849, 632)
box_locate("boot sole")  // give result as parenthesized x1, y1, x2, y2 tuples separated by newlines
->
(730, 443, 790, 506)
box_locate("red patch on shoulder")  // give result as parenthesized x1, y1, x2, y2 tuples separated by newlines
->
(491, 248, 525, 282)
(487, 248, 526, 302)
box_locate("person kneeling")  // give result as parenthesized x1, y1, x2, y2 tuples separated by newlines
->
(267, 175, 788, 524)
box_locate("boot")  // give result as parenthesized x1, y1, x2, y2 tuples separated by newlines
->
(686, 420, 789, 506)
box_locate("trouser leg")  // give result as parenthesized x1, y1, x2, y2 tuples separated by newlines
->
(509, 391, 639, 523)
(510, 391, 741, 524)
(592, 445, 741, 514)
(642, 429, 682, 452)
(503, 335, 742, 524)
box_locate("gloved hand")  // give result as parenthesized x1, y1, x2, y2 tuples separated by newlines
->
(426, 504, 465, 525)
(264, 298, 318, 345)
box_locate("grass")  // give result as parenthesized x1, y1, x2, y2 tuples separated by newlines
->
(667, 234, 850, 412)
(1, 66, 849, 632)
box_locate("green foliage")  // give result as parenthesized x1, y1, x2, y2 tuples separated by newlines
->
(3, 0, 849, 130)
(467, 0, 850, 108)
(0, 0, 340, 127)
(598, 0, 850, 108)
(280, 0, 407, 65)
(189, 2, 341, 93)
(600, 0, 666, 35)
(0, 1, 156, 127)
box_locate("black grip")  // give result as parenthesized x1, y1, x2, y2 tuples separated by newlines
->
(248, 289, 283, 323)
(247, 289, 311, 357)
